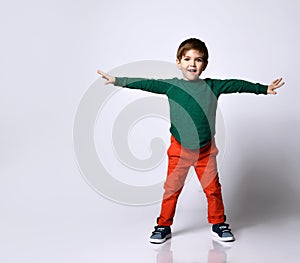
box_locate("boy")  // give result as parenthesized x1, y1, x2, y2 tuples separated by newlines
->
(97, 38, 284, 244)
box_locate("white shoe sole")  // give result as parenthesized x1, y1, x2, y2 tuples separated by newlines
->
(211, 230, 235, 242)
(149, 233, 172, 244)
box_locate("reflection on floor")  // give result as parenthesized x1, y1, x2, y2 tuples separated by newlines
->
(155, 239, 230, 263)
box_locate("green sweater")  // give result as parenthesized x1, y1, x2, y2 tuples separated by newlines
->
(114, 77, 268, 149)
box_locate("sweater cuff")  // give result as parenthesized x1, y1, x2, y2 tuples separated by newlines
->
(260, 84, 268, 95)
(114, 77, 126, 87)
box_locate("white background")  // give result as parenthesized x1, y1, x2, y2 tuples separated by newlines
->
(1, 0, 300, 262)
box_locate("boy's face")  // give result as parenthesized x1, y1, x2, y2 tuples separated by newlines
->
(176, 49, 207, 81)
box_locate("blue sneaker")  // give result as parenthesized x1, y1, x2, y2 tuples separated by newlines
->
(149, 226, 172, 244)
(212, 223, 235, 242)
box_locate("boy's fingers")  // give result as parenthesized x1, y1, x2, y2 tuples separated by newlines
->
(271, 78, 285, 89)
(275, 80, 285, 88)
(273, 78, 281, 85)
(104, 80, 113, 85)
(97, 69, 108, 77)
(97, 70, 110, 81)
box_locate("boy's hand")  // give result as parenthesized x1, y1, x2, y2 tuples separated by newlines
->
(97, 70, 116, 85)
(267, 78, 285, 95)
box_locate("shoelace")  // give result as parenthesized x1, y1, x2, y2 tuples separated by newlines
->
(152, 227, 167, 235)
(218, 224, 231, 232)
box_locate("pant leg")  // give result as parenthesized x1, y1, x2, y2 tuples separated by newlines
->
(194, 140, 225, 224)
(157, 136, 193, 226)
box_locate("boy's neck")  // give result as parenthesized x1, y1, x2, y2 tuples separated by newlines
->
(180, 77, 203, 82)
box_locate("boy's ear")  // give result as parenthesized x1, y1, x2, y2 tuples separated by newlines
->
(202, 61, 208, 71)
(176, 59, 181, 69)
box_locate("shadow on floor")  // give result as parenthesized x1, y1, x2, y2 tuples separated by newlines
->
(227, 150, 300, 230)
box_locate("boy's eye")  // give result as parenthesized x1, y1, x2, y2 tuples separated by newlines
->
(183, 57, 203, 62)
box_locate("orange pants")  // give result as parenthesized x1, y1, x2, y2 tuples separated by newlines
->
(157, 136, 225, 226)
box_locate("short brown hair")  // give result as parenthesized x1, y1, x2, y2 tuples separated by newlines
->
(176, 38, 209, 62)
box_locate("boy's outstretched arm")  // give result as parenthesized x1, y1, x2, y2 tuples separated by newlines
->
(267, 78, 285, 95)
(97, 70, 116, 85)
(96, 70, 171, 95)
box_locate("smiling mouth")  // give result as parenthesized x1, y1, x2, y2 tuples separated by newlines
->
(188, 69, 197, 73)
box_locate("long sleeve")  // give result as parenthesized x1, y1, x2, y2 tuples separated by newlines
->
(205, 78, 268, 97)
(115, 77, 172, 95)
